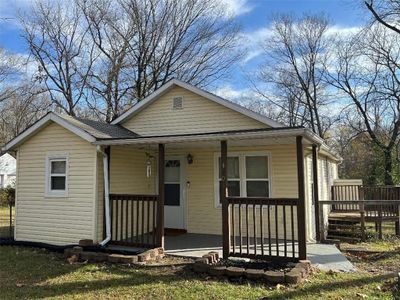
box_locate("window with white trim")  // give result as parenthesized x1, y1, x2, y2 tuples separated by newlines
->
(46, 156, 68, 197)
(215, 152, 271, 206)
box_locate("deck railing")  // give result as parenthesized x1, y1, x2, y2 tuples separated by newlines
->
(226, 197, 301, 262)
(320, 199, 400, 241)
(109, 194, 158, 248)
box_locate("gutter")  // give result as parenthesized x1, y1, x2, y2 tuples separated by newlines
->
(96, 146, 111, 247)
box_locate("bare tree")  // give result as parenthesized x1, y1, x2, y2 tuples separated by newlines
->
(77, 0, 136, 122)
(118, 0, 241, 102)
(0, 48, 23, 103)
(20, 0, 95, 116)
(365, 0, 400, 34)
(252, 14, 333, 138)
(327, 25, 400, 185)
(0, 84, 51, 145)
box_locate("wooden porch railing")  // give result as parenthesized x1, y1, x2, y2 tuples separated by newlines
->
(109, 194, 158, 248)
(226, 197, 301, 262)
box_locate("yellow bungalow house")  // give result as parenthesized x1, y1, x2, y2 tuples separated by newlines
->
(1, 79, 340, 262)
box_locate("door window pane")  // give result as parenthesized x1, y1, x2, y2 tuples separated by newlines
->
(165, 160, 180, 182)
(246, 156, 268, 178)
(219, 157, 239, 179)
(165, 184, 180, 206)
(51, 176, 66, 190)
(246, 181, 269, 197)
(51, 161, 66, 174)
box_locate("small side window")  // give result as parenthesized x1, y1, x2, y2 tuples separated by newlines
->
(46, 156, 68, 197)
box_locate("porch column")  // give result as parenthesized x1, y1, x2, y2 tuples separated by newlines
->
(296, 136, 307, 260)
(221, 140, 230, 259)
(312, 145, 321, 242)
(157, 143, 165, 248)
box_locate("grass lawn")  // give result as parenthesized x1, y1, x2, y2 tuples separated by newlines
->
(0, 245, 399, 299)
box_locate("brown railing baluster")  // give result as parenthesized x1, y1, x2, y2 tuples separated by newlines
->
(260, 198, 264, 256)
(136, 197, 139, 244)
(141, 196, 145, 245)
(253, 201, 256, 256)
(125, 199, 128, 243)
(238, 202, 242, 255)
(268, 203, 271, 257)
(291, 203, 295, 258)
(231, 201, 235, 254)
(275, 198, 279, 257)
(283, 203, 287, 257)
(116, 199, 120, 241)
(131, 200, 134, 244)
(147, 197, 150, 245)
(246, 198, 249, 255)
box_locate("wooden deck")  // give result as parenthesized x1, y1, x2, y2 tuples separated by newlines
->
(329, 210, 400, 223)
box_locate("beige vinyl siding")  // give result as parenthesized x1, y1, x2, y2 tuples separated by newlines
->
(109, 144, 298, 237)
(110, 146, 157, 194)
(121, 86, 268, 135)
(15, 123, 97, 245)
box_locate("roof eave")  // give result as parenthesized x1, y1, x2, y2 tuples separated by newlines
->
(1, 113, 97, 153)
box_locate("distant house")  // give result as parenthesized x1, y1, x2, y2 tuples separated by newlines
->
(0, 153, 16, 188)
(1, 79, 340, 261)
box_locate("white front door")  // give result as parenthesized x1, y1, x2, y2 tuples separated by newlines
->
(164, 158, 185, 229)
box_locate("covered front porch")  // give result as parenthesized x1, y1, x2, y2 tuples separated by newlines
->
(97, 127, 332, 263)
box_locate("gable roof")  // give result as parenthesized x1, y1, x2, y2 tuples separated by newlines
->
(1, 112, 139, 153)
(111, 78, 284, 128)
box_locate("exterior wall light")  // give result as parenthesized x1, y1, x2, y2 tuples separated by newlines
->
(187, 153, 193, 164)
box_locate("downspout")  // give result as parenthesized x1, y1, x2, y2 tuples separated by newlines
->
(97, 145, 111, 246)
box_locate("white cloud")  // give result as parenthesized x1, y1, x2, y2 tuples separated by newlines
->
(219, 0, 253, 17)
(240, 24, 362, 64)
(326, 25, 361, 37)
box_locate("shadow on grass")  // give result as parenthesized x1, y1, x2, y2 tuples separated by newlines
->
(265, 273, 398, 300)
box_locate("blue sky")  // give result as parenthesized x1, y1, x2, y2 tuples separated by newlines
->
(0, 0, 367, 99)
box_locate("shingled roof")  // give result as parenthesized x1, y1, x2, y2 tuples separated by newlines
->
(57, 114, 139, 139)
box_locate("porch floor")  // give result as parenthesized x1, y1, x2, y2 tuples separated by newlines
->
(164, 233, 355, 272)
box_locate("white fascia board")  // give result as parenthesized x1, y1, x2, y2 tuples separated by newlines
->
(111, 79, 284, 128)
(94, 128, 308, 146)
(1, 113, 96, 153)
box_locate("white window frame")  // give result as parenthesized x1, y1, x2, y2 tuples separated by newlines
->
(214, 151, 272, 208)
(45, 155, 69, 197)
(0, 174, 4, 188)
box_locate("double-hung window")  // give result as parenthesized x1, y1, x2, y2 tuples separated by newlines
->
(215, 152, 271, 206)
(46, 156, 68, 197)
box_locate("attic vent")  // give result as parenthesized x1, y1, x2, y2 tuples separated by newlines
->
(172, 97, 183, 110)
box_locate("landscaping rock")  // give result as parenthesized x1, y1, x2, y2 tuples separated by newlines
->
(193, 262, 209, 273)
(245, 268, 264, 280)
(225, 267, 245, 278)
(72, 246, 83, 253)
(67, 254, 79, 264)
(195, 257, 209, 264)
(285, 269, 303, 284)
(108, 254, 138, 264)
(264, 270, 285, 283)
(297, 260, 311, 272)
(80, 251, 108, 262)
(78, 239, 94, 247)
(208, 266, 226, 276)
(137, 252, 151, 262)
(202, 254, 214, 264)
(209, 251, 220, 262)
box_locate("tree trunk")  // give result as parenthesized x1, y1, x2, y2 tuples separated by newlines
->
(384, 149, 394, 185)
